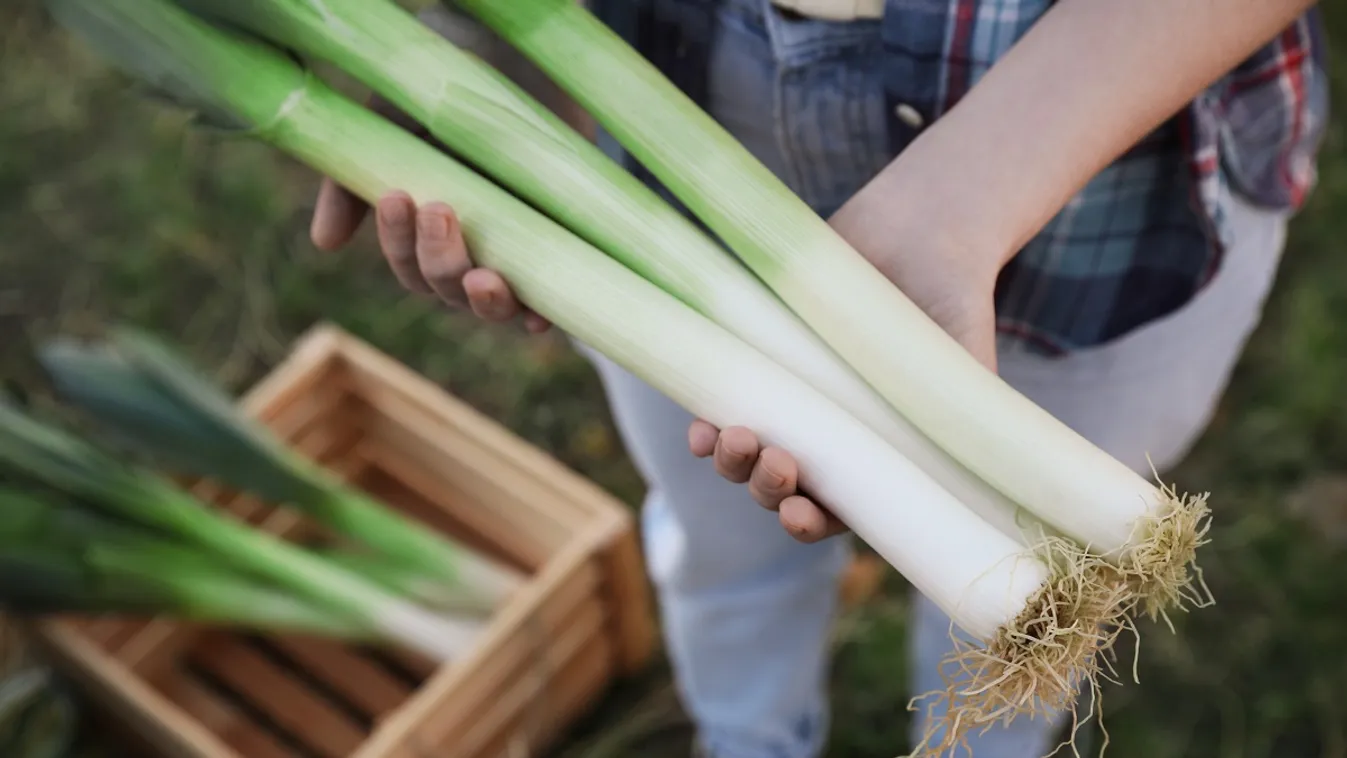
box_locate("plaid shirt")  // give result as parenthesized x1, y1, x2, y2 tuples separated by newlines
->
(589, 0, 1331, 355)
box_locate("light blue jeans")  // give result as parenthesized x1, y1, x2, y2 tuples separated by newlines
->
(568, 5, 1292, 757)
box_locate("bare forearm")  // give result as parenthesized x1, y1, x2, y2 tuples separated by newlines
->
(866, 0, 1319, 267)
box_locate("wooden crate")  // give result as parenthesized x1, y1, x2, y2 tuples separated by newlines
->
(22, 323, 657, 758)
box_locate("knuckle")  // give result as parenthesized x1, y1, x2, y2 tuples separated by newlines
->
(382, 244, 412, 269)
(420, 255, 469, 288)
(751, 484, 781, 511)
(714, 457, 750, 484)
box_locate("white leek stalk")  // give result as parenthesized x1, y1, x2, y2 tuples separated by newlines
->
(44, 1, 1134, 750)
(170, 0, 1047, 546)
(449, 0, 1211, 614)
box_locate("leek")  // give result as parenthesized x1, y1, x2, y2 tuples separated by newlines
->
(0, 489, 374, 637)
(168, 0, 1047, 547)
(38, 328, 522, 615)
(447, 0, 1210, 610)
(0, 400, 485, 661)
(40, 0, 1136, 747)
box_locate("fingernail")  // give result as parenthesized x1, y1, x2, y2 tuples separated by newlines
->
(724, 437, 753, 457)
(480, 290, 504, 319)
(760, 466, 786, 489)
(781, 518, 810, 540)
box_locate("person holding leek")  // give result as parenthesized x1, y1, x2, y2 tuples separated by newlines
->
(308, 1, 1329, 756)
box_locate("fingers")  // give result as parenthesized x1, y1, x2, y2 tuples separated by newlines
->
(376, 192, 432, 294)
(748, 446, 797, 510)
(688, 420, 719, 458)
(463, 269, 523, 321)
(523, 312, 553, 333)
(308, 94, 421, 253)
(469, 273, 552, 331)
(371, 193, 550, 331)
(688, 420, 850, 543)
(712, 426, 759, 484)
(745, 445, 848, 543)
(415, 202, 472, 308)
(311, 179, 369, 251)
(691, 424, 797, 505)
(778, 496, 850, 543)
(303, 93, 550, 329)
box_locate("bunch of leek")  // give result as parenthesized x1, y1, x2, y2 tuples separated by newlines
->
(170, 0, 1041, 547)
(159, 0, 1169, 740)
(37, 0, 1209, 752)
(440, 0, 1212, 612)
(37, 326, 523, 616)
(0, 399, 485, 661)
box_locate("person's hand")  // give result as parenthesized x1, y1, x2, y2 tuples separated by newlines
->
(308, 95, 553, 334)
(689, 165, 1008, 544)
(308, 3, 556, 333)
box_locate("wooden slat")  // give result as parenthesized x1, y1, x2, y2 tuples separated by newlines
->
(219, 720, 301, 758)
(355, 383, 588, 526)
(264, 635, 413, 719)
(356, 641, 439, 686)
(353, 544, 600, 758)
(423, 593, 606, 742)
(415, 597, 610, 756)
(157, 666, 298, 758)
(357, 396, 574, 565)
(257, 377, 351, 443)
(77, 618, 153, 655)
(331, 330, 625, 523)
(451, 636, 614, 758)
(188, 633, 369, 758)
(352, 463, 527, 575)
(238, 325, 344, 419)
(594, 522, 657, 676)
(356, 445, 549, 572)
(26, 621, 240, 757)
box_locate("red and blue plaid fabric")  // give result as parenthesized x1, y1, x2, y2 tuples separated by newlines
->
(588, 0, 1330, 354)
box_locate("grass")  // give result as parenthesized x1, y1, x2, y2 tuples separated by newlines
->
(2, 2, 1347, 756)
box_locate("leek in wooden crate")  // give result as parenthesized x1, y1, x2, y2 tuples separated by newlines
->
(38, 327, 522, 615)
(23, 324, 654, 758)
(0, 397, 487, 661)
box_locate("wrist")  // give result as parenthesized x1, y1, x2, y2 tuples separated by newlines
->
(832, 149, 1016, 287)
(829, 169, 1003, 368)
